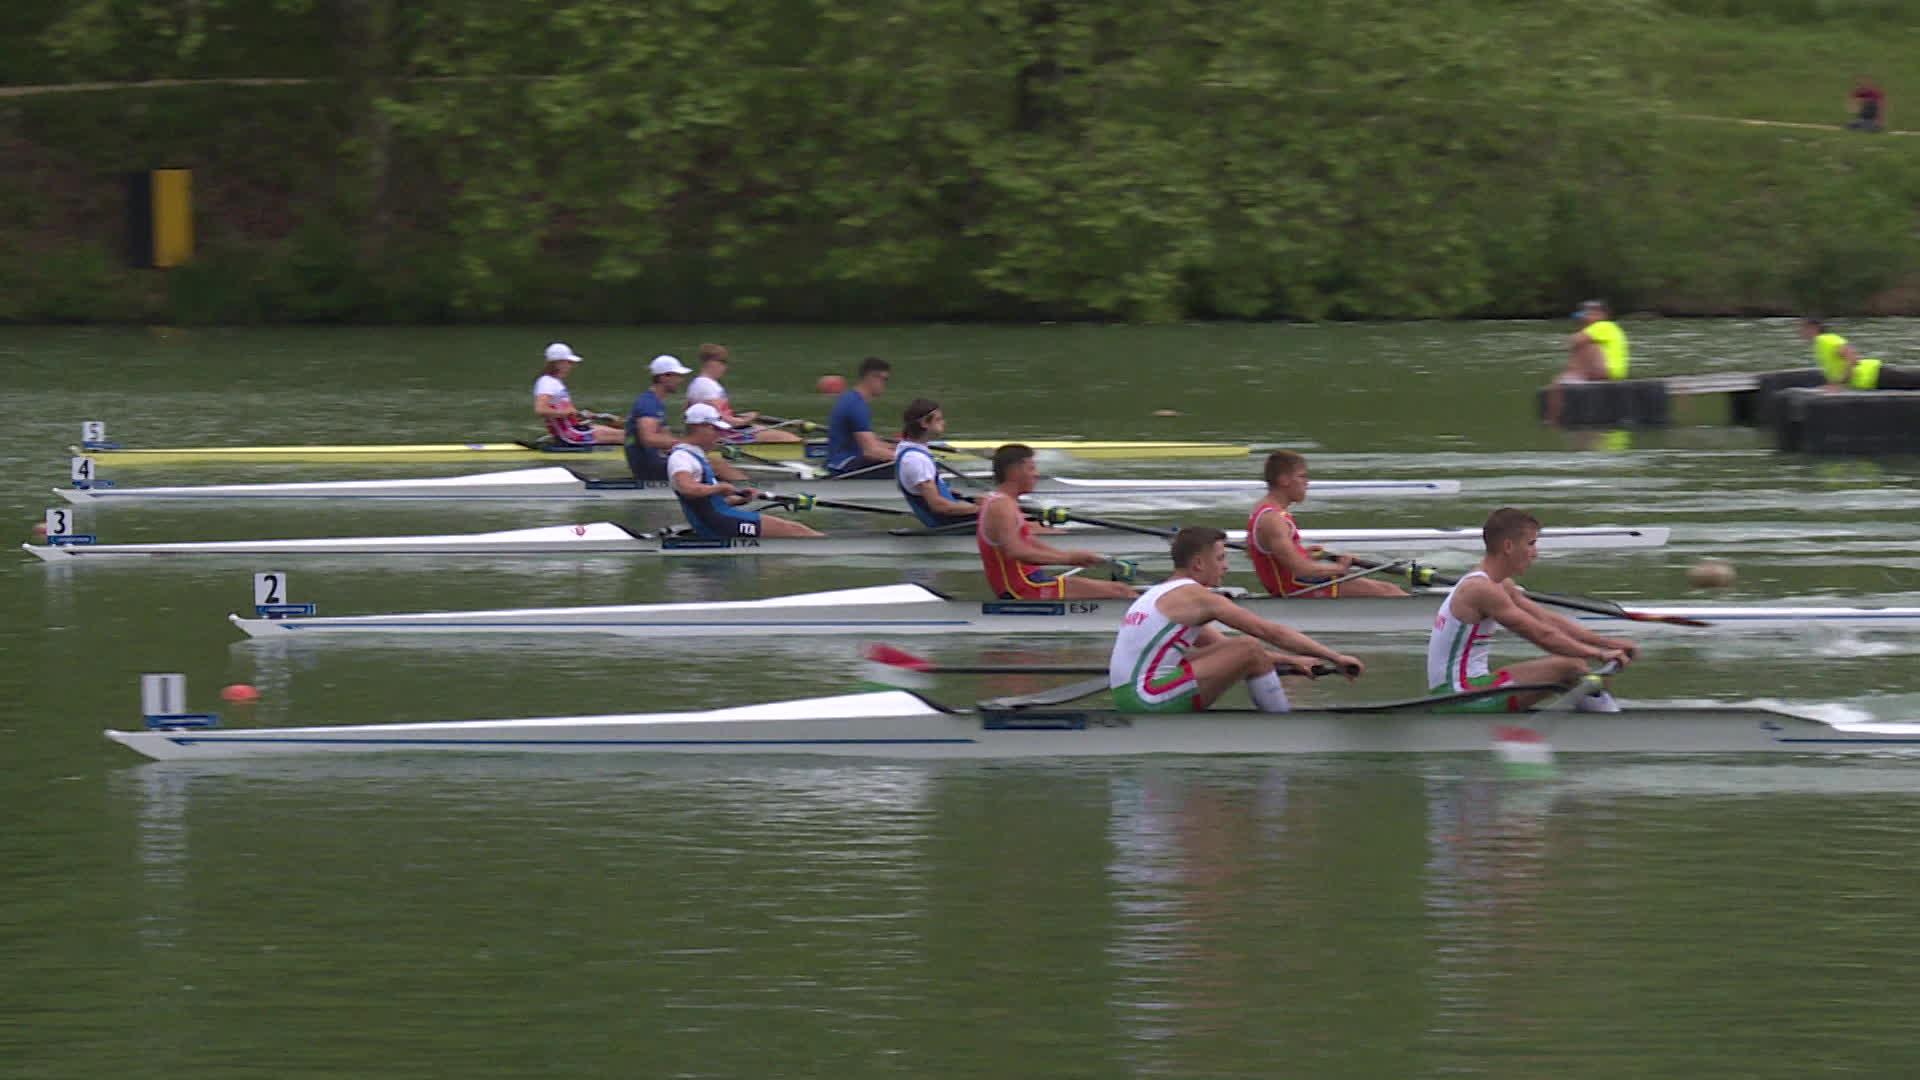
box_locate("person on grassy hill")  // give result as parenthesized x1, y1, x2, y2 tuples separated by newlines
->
(1848, 77, 1886, 133)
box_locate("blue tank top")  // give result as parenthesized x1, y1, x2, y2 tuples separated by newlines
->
(825, 389, 873, 474)
(669, 444, 755, 540)
(624, 390, 669, 481)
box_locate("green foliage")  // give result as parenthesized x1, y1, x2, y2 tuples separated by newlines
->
(5, 0, 1920, 323)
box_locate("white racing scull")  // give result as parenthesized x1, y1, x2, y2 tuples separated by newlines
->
(55, 466, 1461, 506)
(26, 522, 1670, 563)
(106, 687, 1920, 761)
(227, 582, 1920, 639)
(75, 438, 1251, 466)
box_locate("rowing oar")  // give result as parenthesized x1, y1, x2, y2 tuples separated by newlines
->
(757, 492, 915, 517)
(717, 443, 817, 479)
(1347, 557, 1711, 628)
(752, 413, 822, 435)
(1280, 559, 1409, 598)
(862, 643, 1335, 689)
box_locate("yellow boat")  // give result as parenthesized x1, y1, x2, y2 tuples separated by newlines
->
(75, 438, 1252, 466)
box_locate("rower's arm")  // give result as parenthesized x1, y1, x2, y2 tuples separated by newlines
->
(855, 430, 896, 462)
(1261, 512, 1346, 579)
(983, 500, 1102, 568)
(1169, 588, 1358, 670)
(913, 479, 978, 517)
(670, 470, 733, 501)
(1479, 581, 1610, 661)
(638, 416, 676, 450)
(534, 394, 573, 419)
(1513, 591, 1638, 655)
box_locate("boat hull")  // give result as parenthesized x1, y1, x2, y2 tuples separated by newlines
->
(55, 468, 1460, 505)
(227, 584, 1920, 639)
(80, 438, 1251, 466)
(26, 523, 1669, 563)
(104, 690, 1920, 761)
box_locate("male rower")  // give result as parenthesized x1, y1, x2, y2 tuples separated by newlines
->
(978, 443, 1135, 600)
(1249, 450, 1409, 598)
(685, 343, 801, 443)
(1799, 316, 1920, 391)
(628, 355, 751, 484)
(668, 403, 823, 540)
(825, 356, 897, 475)
(1543, 300, 1629, 424)
(1427, 507, 1636, 713)
(896, 398, 979, 528)
(1110, 526, 1364, 714)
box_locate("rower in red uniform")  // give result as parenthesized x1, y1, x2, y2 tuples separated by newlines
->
(1248, 450, 1409, 598)
(976, 444, 1136, 600)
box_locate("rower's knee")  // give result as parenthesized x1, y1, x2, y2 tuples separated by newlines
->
(1237, 637, 1270, 676)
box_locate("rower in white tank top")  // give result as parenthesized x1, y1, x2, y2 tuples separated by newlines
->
(1109, 580, 1211, 712)
(1427, 570, 1499, 693)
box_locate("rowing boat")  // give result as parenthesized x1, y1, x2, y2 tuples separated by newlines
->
(104, 687, 1920, 761)
(76, 438, 1251, 466)
(25, 522, 1669, 563)
(55, 466, 1461, 506)
(226, 582, 1920, 639)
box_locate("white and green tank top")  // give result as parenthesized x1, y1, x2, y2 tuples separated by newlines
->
(1426, 571, 1498, 691)
(1109, 579, 1204, 703)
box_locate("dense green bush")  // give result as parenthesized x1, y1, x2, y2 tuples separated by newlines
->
(3, 0, 1918, 323)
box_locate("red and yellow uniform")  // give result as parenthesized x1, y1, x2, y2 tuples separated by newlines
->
(1248, 502, 1336, 598)
(977, 492, 1066, 600)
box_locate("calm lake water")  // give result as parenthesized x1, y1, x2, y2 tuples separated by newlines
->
(5, 320, 1920, 1077)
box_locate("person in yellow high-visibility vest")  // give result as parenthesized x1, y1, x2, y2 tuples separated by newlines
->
(1543, 299, 1629, 424)
(1567, 299, 1629, 382)
(1798, 317, 1920, 391)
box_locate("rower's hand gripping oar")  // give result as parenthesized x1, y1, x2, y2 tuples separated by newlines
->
(1346, 557, 1711, 628)
(1016, 506, 1142, 582)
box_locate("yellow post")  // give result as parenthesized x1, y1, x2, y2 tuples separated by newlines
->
(151, 169, 193, 268)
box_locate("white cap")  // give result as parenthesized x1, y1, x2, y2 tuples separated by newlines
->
(684, 402, 733, 430)
(650, 354, 692, 376)
(544, 342, 583, 363)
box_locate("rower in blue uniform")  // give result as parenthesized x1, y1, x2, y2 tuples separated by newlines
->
(895, 398, 979, 528)
(825, 356, 897, 475)
(668, 404, 823, 540)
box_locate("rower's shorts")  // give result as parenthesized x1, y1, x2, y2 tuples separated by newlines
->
(1431, 670, 1521, 714)
(998, 569, 1063, 601)
(1113, 663, 1211, 714)
(687, 505, 762, 541)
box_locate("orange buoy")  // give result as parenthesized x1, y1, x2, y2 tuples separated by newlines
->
(219, 683, 261, 704)
(816, 374, 847, 395)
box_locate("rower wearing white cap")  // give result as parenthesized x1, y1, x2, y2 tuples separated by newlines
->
(686, 344, 801, 443)
(625, 354, 693, 482)
(669, 403, 823, 540)
(534, 343, 622, 445)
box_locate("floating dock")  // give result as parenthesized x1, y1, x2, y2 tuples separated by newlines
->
(1537, 369, 1825, 427)
(1775, 389, 1920, 455)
